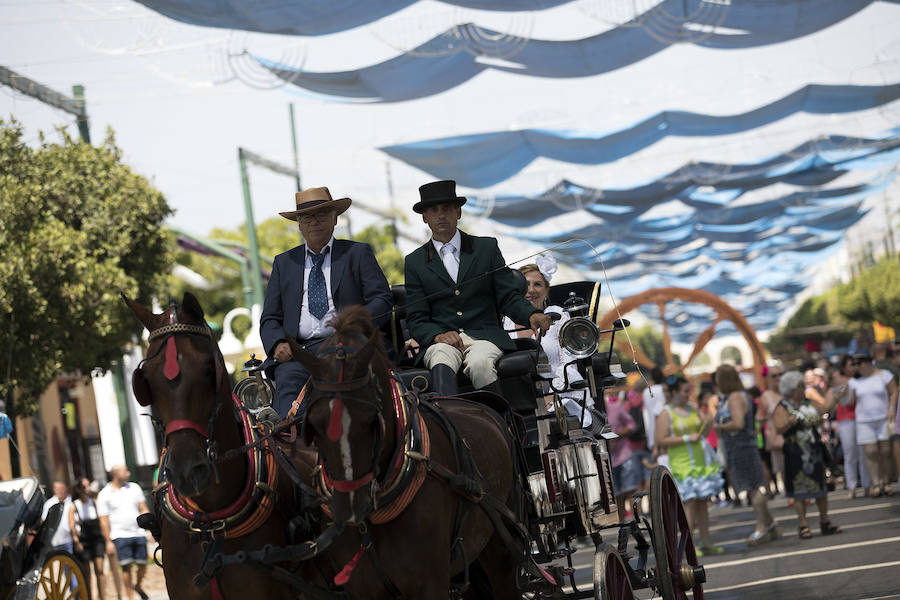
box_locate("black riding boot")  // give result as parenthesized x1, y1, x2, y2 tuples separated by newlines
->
(430, 364, 459, 396)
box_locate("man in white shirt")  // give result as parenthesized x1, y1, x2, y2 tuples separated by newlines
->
(260, 187, 393, 418)
(97, 465, 150, 600)
(41, 481, 73, 552)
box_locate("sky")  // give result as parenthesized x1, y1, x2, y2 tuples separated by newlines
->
(2, 0, 899, 310)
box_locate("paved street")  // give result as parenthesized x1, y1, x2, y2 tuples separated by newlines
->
(566, 489, 900, 599)
(141, 488, 900, 599)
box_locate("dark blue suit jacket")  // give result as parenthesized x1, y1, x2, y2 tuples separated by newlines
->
(260, 239, 393, 363)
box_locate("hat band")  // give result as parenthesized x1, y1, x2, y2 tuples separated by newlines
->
(295, 199, 330, 210)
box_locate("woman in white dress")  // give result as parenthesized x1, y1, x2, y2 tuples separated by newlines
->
(502, 255, 598, 432)
(848, 352, 898, 497)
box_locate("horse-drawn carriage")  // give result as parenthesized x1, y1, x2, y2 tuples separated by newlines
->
(0, 477, 88, 600)
(127, 281, 706, 600)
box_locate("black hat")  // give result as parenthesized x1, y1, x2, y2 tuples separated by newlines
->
(412, 180, 467, 214)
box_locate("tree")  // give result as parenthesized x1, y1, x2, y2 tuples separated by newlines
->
(840, 256, 900, 328)
(0, 120, 173, 413)
(616, 324, 680, 373)
(354, 224, 404, 286)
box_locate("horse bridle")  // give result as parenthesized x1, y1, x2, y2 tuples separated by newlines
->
(305, 342, 387, 495)
(132, 301, 225, 466)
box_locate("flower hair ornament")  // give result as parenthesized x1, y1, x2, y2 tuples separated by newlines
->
(535, 253, 558, 283)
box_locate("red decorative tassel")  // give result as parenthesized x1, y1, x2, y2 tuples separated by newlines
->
(333, 545, 366, 586)
(163, 336, 180, 380)
(327, 397, 343, 442)
(211, 577, 225, 600)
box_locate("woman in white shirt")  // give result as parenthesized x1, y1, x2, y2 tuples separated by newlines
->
(848, 353, 899, 497)
(502, 255, 598, 432)
(68, 477, 107, 600)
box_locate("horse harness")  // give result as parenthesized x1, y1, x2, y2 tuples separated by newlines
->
(133, 303, 281, 550)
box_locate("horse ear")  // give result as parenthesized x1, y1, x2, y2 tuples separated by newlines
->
(287, 337, 322, 376)
(181, 292, 205, 323)
(121, 292, 156, 331)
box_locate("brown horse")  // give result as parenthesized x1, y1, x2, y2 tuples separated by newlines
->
(289, 306, 527, 600)
(124, 293, 325, 600)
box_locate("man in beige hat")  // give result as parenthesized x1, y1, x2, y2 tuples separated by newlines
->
(261, 187, 393, 417)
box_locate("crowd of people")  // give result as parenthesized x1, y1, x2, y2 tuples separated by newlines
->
(602, 343, 899, 551)
(40, 465, 152, 600)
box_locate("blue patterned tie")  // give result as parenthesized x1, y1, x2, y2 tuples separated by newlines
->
(307, 247, 330, 320)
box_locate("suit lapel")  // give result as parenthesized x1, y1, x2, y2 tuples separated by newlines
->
(424, 239, 455, 287)
(330, 239, 348, 299)
(456, 230, 476, 284)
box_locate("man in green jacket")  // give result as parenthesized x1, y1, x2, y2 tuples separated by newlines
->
(404, 180, 552, 395)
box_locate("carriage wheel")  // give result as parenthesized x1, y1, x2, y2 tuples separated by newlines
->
(649, 467, 704, 600)
(36, 550, 88, 600)
(593, 543, 634, 599)
(597, 287, 767, 381)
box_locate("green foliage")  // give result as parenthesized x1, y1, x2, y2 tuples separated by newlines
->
(617, 324, 680, 372)
(354, 223, 404, 286)
(843, 256, 900, 327)
(0, 119, 173, 412)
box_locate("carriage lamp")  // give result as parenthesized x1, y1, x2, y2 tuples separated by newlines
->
(558, 317, 601, 359)
(235, 353, 274, 412)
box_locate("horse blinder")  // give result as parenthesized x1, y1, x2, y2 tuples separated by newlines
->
(133, 367, 153, 407)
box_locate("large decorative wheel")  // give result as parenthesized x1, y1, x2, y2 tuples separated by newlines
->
(648, 467, 704, 600)
(37, 550, 88, 600)
(593, 542, 635, 599)
(597, 287, 766, 381)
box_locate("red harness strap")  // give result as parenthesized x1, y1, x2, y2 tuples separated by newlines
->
(164, 420, 210, 439)
(163, 394, 277, 538)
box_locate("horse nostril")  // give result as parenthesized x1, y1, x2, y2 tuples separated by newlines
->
(188, 462, 211, 488)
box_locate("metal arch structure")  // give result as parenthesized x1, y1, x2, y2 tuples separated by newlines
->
(597, 287, 767, 381)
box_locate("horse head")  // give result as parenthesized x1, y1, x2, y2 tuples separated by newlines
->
(289, 306, 391, 526)
(123, 292, 239, 500)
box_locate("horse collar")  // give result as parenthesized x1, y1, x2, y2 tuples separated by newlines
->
(158, 393, 278, 540)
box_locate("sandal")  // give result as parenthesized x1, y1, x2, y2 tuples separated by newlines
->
(766, 521, 781, 540)
(820, 520, 842, 535)
(882, 485, 895, 497)
(134, 586, 149, 600)
(798, 525, 812, 539)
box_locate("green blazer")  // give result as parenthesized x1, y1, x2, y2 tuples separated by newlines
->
(404, 230, 539, 361)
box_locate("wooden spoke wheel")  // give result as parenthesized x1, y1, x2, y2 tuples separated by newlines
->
(597, 287, 766, 380)
(593, 543, 635, 600)
(36, 551, 88, 600)
(649, 467, 704, 600)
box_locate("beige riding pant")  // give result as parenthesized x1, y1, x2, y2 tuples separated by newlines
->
(423, 332, 504, 388)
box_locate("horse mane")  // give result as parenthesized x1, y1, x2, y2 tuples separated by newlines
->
(330, 306, 388, 366)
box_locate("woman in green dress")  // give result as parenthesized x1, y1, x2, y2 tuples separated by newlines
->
(655, 375, 724, 555)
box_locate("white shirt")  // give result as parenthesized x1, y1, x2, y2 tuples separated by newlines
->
(298, 237, 337, 340)
(848, 369, 894, 422)
(502, 306, 594, 427)
(431, 229, 461, 282)
(642, 384, 666, 449)
(73, 498, 99, 521)
(41, 495, 72, 548)
(97, 482, 146, 540)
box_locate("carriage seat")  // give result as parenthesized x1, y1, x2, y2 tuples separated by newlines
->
(388, 280, 548, 413)
(0, 477, 41, 536)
